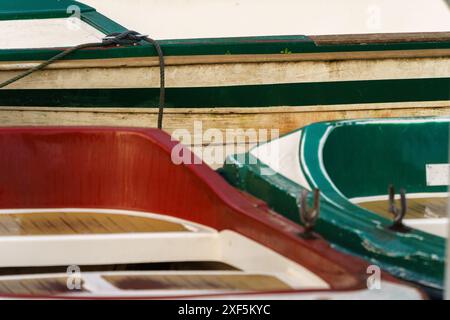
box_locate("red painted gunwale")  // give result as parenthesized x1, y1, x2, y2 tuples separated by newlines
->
(0, 127, 416, 298)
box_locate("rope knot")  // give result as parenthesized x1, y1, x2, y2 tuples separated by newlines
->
(102, 31, 148, 46)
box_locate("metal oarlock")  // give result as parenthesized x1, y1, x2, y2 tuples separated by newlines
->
(388, 184, 411, 232)
(298, 188, 320, 239)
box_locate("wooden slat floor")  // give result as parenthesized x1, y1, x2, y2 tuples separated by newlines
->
(104, 274, 291, 291)
(0, 273, 290, 295)
(0, 277, 86, 295)
(357, 197, 448, 220)
(0, 212, 189, 236)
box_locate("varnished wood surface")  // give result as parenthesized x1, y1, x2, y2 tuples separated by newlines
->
(310, 32, 450, 45)
(0, 212, 189, 236)
(357, 197, 447, 220)
(0, 273, 290, 295)
(0, 277, 85, 295)
(104, 274, 291, 291)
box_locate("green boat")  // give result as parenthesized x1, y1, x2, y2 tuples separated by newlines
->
(220, 117, 448, 295)
(2, 1, 450, 166)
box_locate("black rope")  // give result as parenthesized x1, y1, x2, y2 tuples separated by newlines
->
(0, 30, 166, 129)
(0, 42, 103, 89)
(141, 36, 165, 130)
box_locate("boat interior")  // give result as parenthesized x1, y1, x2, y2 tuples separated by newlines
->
(1, 17, 105, 50)
(320, 119, 449, 238)
(0, 208, 328, 297)
(0, 127, 360, 298)
(248, 118, 449, 238)
(3, 0, 450, 50)
(83, 0, 450, 39)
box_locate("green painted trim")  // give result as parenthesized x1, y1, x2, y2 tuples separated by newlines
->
(0, 34, 317, 61)
(0, 0, 94, 20)
(2, 33, 450, 61)
(0, 1, 135, 62)
(81, 11, 128, 35)
(1, 78, 449, 108)
(221, 117, 448, 291)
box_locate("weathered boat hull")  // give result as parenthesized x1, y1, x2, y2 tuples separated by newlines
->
(220, 116, 448, 295)
(3, 49, 450, 167)
(2, 2, 450, 166)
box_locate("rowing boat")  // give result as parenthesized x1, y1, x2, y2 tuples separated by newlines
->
(2, 1, 450, 167)
(220, 116, 448, 297)
(0, 126, 423, 299)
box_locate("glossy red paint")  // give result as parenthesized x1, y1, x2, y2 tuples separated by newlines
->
(0, 127, 405, 295)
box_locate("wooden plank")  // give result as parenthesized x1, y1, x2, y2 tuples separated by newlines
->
(1, 103, 449, 168)
(358, 197, 448, 220)
(2, 55, 450, 89)
(0, 104, 449, 143)
(0, 277, 85, 295)
(104, 273, 291, 291)
(310, 32, 450, 45)
(0, 212, 189, 236)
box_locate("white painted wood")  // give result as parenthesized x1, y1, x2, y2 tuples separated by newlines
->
(0, 233, 221, 267)
(0, 271, 423, 299)
(405, 218, 448, 238)
(83, 0, 450, 39)
(350, 192, 450, 203)
(0, 208, 328, 289)
(0, 18, 105, 49)
(218, 231, 327, 289)
(2, 56, 450, 89)
(250, 129, 311, 189)
(196, 282, 424, 300)
(426, 164, 450, 186)
(0, 209, 218, 267)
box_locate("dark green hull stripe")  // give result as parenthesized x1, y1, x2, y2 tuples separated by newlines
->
(1, 78, 449, 108)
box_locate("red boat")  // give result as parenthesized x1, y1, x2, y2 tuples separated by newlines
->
(0, 127, 423, 299)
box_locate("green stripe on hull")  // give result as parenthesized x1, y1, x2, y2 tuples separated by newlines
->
(1, 78, 450, 108)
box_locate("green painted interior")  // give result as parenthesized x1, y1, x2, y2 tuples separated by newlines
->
(221, 117, 448, 292)
(323, 120, 449, 198)
(1, 78, 449, 108)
